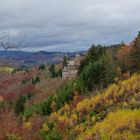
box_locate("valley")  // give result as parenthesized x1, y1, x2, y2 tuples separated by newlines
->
(0, 32, 139, 140)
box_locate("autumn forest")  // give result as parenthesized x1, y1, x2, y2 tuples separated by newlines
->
(0, 31, 140, 140)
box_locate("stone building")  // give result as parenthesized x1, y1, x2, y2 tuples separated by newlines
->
(62, 54, 82, 79)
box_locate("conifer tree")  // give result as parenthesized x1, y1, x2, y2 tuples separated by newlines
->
(63, 55, 68, 68)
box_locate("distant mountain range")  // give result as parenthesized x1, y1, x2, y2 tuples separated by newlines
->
(0, 50, 86, 67)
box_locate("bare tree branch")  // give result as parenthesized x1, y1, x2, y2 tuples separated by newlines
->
(0, 36, 26, 54)
(1, 41, 20, 51)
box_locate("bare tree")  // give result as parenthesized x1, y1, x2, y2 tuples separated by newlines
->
(1, 41, 20, 52)
(0, 36, 26, 54)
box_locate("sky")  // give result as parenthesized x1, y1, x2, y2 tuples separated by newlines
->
(0, 0, 140, 52)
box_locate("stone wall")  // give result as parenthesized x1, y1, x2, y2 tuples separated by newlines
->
(62, 54, 82, 79)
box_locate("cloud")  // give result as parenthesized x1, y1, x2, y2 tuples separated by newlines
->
(0, 0, 140, 51)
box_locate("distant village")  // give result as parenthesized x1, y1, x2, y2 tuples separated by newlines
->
(0, 51, 85, 79)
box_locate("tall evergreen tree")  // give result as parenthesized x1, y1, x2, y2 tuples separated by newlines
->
(130, 32, 140, 72)
(79, 45, 112, 90)
(49, 64, 56, 78)
(63, 55, 68, 68)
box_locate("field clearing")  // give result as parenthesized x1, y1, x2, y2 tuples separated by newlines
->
(0, 67, 14, 73)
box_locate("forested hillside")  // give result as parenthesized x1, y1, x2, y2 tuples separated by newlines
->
(0, 32, 140, 140)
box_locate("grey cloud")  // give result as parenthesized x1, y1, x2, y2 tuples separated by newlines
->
(0, 0, 140, 51)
